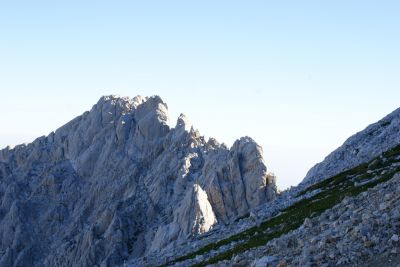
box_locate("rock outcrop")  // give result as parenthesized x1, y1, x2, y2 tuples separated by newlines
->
(0, 95, 276, 266)
(302, 107, 400, 186)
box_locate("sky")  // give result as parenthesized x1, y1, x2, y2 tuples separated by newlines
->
(0, 1, 399, 189)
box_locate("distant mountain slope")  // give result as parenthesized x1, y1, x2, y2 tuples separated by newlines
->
(0, 95, 276, 266)
(302, 107, 400, 186)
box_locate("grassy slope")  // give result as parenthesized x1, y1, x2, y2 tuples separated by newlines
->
(165, 145, 400, 267)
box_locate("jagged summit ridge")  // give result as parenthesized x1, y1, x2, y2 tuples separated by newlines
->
(0, 95, 277, 266)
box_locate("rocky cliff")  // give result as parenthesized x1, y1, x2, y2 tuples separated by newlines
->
(0, 95, 276, 266)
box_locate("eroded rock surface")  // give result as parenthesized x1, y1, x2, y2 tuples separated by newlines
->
(0, 95, 276, 266)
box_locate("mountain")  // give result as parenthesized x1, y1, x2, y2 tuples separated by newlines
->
(0, 95, 277, 266)
(2, 95, 400, 267)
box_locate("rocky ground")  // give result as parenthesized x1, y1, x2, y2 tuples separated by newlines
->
(228, 172, 400, 267)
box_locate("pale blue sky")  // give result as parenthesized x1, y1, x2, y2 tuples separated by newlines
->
(1, 1, 399, 189)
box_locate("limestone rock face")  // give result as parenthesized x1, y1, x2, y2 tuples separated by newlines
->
(0, 95, 276, 266)
(302, 107, 400, 186)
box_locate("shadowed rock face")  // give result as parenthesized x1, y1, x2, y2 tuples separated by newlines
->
(0, 95, 276, 266)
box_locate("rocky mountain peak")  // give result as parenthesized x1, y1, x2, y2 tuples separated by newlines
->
(0, 94, 277, 266)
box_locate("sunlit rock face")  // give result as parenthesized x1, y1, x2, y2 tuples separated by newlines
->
(0, 95, 277, 266)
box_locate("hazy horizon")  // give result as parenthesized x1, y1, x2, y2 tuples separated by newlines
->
(1, 1, 399, 189)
